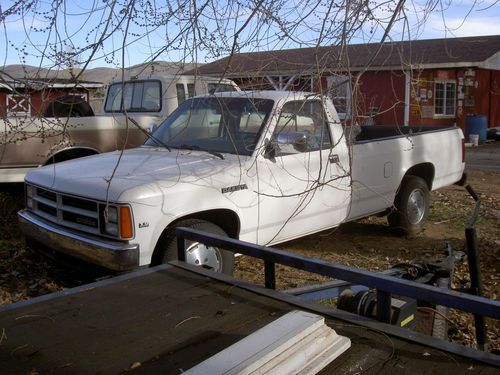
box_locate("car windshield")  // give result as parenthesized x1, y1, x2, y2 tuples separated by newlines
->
(145, 97, 274, 156)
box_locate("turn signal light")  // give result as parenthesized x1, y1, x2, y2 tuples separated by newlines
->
(120, 206, 134, 239)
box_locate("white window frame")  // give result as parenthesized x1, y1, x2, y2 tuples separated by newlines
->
(6, 94, 31, 116)
(434, 80, 456, 118)
(326, 75, 351, 120)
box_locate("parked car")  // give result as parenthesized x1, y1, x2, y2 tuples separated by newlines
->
(0, 74, 239, 182)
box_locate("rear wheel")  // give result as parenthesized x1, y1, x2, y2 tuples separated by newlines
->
(43, 95, 94, 117)
(388, 176, 430, 235)
(153, 219, 234, 275)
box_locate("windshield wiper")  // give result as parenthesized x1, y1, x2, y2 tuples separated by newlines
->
(177, 144, 225, 160)
(127, 116, 171, 151)
(147, 136, 172, 152)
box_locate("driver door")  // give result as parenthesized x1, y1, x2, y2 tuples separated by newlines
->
(254, 99, 351, 245)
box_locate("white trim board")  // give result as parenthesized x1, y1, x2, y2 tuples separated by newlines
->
(185, 310, 351, 375)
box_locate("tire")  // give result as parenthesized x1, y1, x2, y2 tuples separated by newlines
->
(43, 95, 95, 117)
(388, 176, 430, 235)
(153, 219, 234, 275)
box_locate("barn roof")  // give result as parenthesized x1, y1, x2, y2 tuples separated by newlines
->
(190, 35, 500, 77)
(0, 76, 103, 91)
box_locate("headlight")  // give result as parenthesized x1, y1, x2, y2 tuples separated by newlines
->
(106, 206, 118, 223)
(102, 204, 134, 239)
(26, 184, 34, 198)
(26, 184, 34, 209)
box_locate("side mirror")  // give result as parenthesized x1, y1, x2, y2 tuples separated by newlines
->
(277, 131, 309, 153)
(263, 139, 277, 159)
(147, 124, 158, 134)
(263, 131, 310, 159)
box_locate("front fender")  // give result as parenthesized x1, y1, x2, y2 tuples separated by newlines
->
(128, 184, 245, 266)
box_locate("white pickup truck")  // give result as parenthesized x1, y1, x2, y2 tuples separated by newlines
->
(18, 91, 465, 273)
(0, 74, 238, 182)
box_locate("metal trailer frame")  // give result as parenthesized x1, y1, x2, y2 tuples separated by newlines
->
(175, 227, 500, 367)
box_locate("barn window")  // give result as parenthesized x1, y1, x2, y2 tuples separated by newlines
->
(6, 94, 31, 116)
(434, 81, 456, 117)
(326, 75, 351, 120)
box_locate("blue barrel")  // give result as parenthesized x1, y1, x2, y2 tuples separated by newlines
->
(466, 115, 488, 141)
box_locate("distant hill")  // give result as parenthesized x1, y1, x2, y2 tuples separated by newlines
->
(0, 61, 201, 84)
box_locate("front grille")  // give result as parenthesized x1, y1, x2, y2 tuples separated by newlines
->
(62, 195, 98, 212)
(63, 211, 99, 228)
(38, 202, 57, 216)
(29, 184, 102, 235)
(37, 188, 57, 202)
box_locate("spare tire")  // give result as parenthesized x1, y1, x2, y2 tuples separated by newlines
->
(43, 95, 94, 117)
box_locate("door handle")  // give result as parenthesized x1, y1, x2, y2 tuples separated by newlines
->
(329, 154, 340, 164)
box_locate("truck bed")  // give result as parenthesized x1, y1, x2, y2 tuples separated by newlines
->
(355, 124, 458, 142)
(347, 124, 464, 221)
(0, 263, 496, 374)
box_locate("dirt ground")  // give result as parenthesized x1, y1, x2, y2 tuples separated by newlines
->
(0, 143, 499, 351)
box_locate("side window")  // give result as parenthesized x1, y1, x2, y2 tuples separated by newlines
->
(273, 100, 332, 156)
(327, 75, 351, 120)
(131, 82, 145, 109)
(122, 84, 134, 112)
(142, 81, 161, 111)
(207, 83, 216, 94)
(187, 83, 196, 98)
(104, 81, 161, 112)
(176, 84, 186, 105)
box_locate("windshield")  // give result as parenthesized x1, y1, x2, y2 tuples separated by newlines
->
(145, 97, 274, 156)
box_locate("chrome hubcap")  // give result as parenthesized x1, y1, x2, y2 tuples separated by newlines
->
(185, 242, 222, 272)
(407, 188, 426, 224)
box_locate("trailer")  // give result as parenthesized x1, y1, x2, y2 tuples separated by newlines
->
(0, 226, 499, 374)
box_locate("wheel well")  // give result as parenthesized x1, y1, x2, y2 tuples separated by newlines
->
(44, 147, 99, 165)
(405, 163, 434, 190)
(170, 209, 241, 239)
(150, 209, 241, 265)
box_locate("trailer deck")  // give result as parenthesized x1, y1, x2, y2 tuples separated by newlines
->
(0, 261, 498, 374)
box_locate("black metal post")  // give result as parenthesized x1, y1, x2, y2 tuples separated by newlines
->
(464, 184, 487, 351)
(376, 290, 392, 324)
(465, 226, 487, 351)
(264, 260, 276, 289)
(177, 236, 187, 262)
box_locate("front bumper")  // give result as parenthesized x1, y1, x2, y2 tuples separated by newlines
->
(18, 209, 139, 271)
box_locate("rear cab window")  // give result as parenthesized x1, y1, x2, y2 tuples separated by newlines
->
(207, 83, 237, 94)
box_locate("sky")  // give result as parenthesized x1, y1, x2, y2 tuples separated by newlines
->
(1, 0, 500, 69)
(399, 0, 500, 39)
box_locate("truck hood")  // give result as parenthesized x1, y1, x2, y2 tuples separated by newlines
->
(25, 147, 249, 202)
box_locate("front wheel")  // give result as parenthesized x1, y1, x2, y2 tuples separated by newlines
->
(388, 176, 430, 235)
(152, 219, 234, 275)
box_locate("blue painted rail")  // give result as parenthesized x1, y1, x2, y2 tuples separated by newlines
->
(176, 227, 500, 324)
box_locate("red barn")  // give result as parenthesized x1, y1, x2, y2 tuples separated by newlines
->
(190, 35, 500, 134)
(0, 78, 103, 118)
